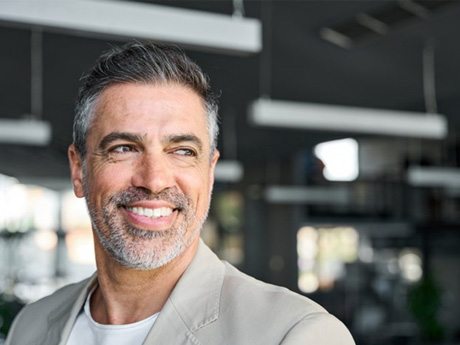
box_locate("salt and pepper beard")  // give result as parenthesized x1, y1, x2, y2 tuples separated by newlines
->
(83, 184, 208, 270)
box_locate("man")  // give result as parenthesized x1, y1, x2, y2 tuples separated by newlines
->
(6, 42, 355, 345)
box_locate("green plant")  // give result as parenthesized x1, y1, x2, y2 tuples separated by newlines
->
(408, 273, 444, 343)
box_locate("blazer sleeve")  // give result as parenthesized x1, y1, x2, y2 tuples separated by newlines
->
(280, 312, 355, 345)
(4, 306, 27, 345)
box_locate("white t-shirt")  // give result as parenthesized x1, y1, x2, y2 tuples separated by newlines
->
(66, 287, 159, 345)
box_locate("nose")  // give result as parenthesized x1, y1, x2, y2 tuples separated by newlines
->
(131, 151, 175, 194)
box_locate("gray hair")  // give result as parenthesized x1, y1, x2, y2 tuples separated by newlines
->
(73, 42, 219, 157)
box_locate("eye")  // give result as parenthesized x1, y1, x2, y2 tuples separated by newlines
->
(110, 144, 137, 154)
(173, 148, 197, 157)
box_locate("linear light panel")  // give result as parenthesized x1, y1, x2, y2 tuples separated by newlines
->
(215, 160, 244, 182)
(407, 166, 460, 187)
(0, 0, 261, 55)
(0, 119, 51, 145)
(249, 98, 447, 139)
(265, 185, 349, 205)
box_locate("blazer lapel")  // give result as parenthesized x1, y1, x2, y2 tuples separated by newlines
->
(40, 275, 97, 345)
(143, 241, 225, 345)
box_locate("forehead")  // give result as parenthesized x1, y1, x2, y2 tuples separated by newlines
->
(90, 82, 209, 142)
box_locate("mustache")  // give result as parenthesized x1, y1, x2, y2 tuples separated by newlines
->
(109, 187, 189, 210)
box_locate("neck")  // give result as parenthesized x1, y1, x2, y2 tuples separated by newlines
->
(90, 237, 199, 325)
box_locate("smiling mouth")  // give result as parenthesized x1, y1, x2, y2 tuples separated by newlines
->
(125, 206, 178, 219)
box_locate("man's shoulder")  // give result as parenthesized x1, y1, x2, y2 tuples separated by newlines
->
(19, 277, 89, 316)
(5, 277, 92, 345)
(200, 262, 355, 344)
(221, 262, 325, 315)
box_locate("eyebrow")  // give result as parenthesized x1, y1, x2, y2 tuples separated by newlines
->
(98, 132, 145, 151)
(164, 134, 203, 152)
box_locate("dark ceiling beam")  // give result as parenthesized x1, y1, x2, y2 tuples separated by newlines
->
(320, 0, 456, 48)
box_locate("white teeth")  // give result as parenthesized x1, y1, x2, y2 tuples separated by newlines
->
(127, 207, 173, 218)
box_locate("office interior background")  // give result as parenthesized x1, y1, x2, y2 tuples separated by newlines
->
(1, 1, 460, 344)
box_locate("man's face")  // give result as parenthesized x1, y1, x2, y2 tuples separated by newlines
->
(68, 83, 219, 269)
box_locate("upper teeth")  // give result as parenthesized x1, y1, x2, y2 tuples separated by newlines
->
(127, 207, 173, 218)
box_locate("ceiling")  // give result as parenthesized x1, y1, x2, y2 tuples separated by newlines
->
(1, 0, 460, 186)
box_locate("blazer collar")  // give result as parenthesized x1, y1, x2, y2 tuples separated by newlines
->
(143, 240, 225, 344)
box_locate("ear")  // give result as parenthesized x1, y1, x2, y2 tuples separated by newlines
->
(68, 144, 85, 198)
(209, 149, 220, 186)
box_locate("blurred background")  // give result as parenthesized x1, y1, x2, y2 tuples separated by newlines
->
(1, 0, 460, 344)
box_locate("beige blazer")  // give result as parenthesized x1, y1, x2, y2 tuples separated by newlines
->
(6, 241, 355, 345)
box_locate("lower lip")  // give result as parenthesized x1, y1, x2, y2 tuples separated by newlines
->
(122, 208, 178, 231)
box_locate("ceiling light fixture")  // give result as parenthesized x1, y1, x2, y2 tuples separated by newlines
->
(0, 118, 51, 145)
(215, 160, 244, 183)
(0, 29, 52, 146)
(0, 0, 261, 55)
(249, 98, 447, 139)
(405, 40, 456, 185)
(265, 185, 349, 205)
(407, 166, 460, 188)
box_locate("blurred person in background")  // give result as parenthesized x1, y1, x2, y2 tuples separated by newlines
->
(5, 42, 354, 345)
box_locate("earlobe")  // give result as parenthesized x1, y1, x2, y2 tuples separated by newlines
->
(68, 144, 85, 198)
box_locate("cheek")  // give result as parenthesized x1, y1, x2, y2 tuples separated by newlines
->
(85, 163, 132, 199)
(177, 170, 212, 207)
